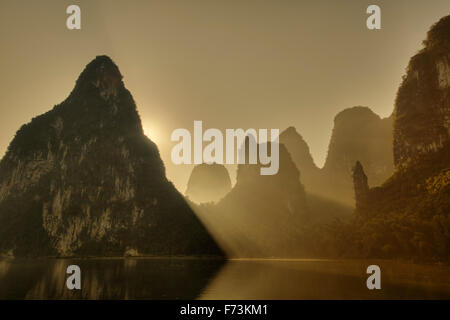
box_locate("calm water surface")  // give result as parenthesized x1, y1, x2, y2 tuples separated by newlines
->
(0, 258, 449, 299)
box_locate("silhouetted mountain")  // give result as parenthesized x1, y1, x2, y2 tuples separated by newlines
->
(0, 55, 223, 258)
(341, 16, 450, 261)
(186, 163, 232, 204)
(279, 127, 353, 223)
(194, 141, 308, 258)
(279, 127, 321, 192)
(352, 161, 369, 212)
(281, 107, 394, 206)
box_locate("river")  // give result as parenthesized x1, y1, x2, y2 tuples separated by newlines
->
(0, 258, 449, 299)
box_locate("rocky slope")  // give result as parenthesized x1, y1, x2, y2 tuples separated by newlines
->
(394, 16, 450, 168)
(342, 16, 450, 261)
(194, 141, 309, 257)
(185, 163, 232, 204)
(279, 127, 322, 193)
(0, 55, 223, 258)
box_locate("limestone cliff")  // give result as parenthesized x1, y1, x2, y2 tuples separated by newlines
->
(352, 161, 369, 211)
(280, 107, 393, 207)
(0, 55, 223, 258)
(279, 127, 321, 193)
(394, 15, 450, 168)
(194, 142, 308, 258)
(321, 107, 394, 205)
(341, 16, 450, 261)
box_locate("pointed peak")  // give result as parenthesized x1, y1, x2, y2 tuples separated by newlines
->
(71, 55, 124, 100)
(280, 126, 307, 141)
(283, 126, 298, 134)
(81, 55, 122, 80)
(281, 126, 300, 137)
(86, 54, 119, 68)
(353, 160, 365, 173)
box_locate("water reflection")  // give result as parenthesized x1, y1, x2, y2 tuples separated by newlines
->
(0, 258, 449, 299)
(201, 259, 450, 299)
(0, 258, 224, 299)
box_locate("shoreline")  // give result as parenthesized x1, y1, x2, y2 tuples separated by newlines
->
(1, 255, 448, 266)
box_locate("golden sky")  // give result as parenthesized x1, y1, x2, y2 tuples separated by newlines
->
(0, 0, 449, 191)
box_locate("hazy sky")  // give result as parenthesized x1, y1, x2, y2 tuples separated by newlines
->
(1, 0, 449, 191)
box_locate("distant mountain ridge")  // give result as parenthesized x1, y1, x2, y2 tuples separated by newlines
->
(280, 106, 394, 206)
(0, 55, 223, 258)
(278, 126, 321, 193)
(194, 141, 309, 258)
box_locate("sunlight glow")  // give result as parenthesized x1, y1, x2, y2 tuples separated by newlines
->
(142, 121, 163, 145)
